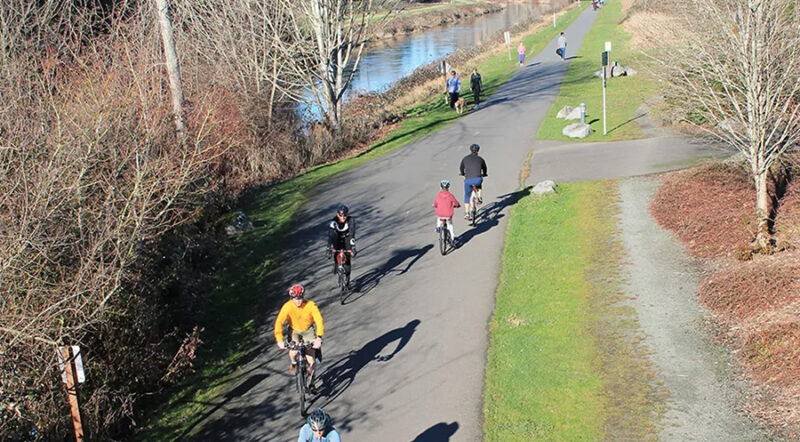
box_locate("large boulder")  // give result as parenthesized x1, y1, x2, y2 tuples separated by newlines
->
(565, 107, 583, 120)
(556, 106, 574, 119)
(562, 122, 592, 138)
(225, 211, 254, 236)
(533, 180, 557, 194)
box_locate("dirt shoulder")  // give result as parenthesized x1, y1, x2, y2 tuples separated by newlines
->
(650, 163, 800, 439)
(618, 176, 770, 440)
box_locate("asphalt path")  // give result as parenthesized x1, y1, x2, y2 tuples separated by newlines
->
(189, 6, 727, 441)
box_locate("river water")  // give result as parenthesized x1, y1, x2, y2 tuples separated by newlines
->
(350, 0, 569, 94)
(302, 0, 569, 116)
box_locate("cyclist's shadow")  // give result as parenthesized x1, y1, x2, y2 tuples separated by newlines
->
(313, 319, 421, 406)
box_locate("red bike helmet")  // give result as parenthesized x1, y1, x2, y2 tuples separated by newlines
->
(288, 284, 305, 298)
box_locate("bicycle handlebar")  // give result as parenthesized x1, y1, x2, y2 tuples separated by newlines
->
(285, 341, 315, 351)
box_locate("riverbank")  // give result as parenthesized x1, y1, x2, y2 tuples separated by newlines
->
(373, 2, 505, 40)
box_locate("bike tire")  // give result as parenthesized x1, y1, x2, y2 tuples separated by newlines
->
(439, 228, 447, 255)
(296, 365, 306, 415)
(338, 267, 348, 304)
(470, 205, 477, 226)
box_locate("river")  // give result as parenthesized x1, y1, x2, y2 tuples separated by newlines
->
(302, 0, 570, 117)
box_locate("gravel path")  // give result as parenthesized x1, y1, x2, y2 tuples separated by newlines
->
(617, 177, 770, 441)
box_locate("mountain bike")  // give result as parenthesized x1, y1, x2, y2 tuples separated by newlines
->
(468, 185, 481, 226)
(286, 340, 316, 416)
(332, 249, 352, 303)
(437, 218, 454, 255)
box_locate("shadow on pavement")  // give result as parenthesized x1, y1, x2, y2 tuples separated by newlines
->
(352, 245, 433, 297)
(457, 186, 531, 247)
(411, 422, 459, 441)
(177, 372, 272, 441)
(312, 320, 421, 408)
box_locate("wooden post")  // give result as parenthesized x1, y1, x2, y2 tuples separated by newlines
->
(60, 347, 85, 442)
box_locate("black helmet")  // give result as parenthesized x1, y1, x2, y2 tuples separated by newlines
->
(308, 408, 331, 431)
(336, 204, 349, 216)
(469, 143, 480, 153)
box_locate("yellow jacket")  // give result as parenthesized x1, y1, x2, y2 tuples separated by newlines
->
(273, 299, 325, 342)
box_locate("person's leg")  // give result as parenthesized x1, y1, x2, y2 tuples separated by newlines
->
(463, 180, 471, 218)
(344, 253, 352, 286)
(449, 92, 457, 108)
(446, 217, 455, 241)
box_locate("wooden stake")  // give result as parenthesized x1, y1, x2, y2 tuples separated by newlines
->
(60, 347, 85, 442)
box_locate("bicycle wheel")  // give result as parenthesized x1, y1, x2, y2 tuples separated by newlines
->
(296, 364, 306, 415)
(338, 267, 348, 303)
(470, 203, 477, 226)
(439, 227, 447, 255)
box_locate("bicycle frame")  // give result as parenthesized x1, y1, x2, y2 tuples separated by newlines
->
(332, 249, 352, 302)
(286, 340, 315, 414)
(438, 218, 451, 255)
(469, 185, 480, 225)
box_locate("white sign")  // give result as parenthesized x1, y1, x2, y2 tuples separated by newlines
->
(503, 31, 511, 46)
(72, 346, 85, 384)
(57, 346, 86, 384)
(438, 61, 452, 75)
(605, 41, 612, 52)
(57, 349, 68, 384)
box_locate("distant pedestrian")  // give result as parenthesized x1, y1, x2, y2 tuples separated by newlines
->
(470, 68, 483, 109)
(517, 42, 526, 66)
(446, 70, 461, 110)
(557, 32, 567, 60)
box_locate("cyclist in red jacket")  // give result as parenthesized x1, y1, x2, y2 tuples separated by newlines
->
(433, 179, 460, 244)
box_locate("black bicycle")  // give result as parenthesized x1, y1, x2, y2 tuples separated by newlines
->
(286, 340, 316, 415)
(332, 249, 352, 303)
(468, 184, 481, 226)
(437, 218, 454, 255)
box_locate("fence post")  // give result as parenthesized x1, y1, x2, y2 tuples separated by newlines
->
(59, 347, 85, 442)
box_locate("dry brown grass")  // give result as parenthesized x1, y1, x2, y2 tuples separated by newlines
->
(650, 163, 755, 258)
(623, 12, 686, 49)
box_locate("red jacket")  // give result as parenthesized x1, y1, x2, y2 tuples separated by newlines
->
(433, 190, 460, 218)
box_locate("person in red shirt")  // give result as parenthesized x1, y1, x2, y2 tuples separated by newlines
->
(433, 179, 461, 245)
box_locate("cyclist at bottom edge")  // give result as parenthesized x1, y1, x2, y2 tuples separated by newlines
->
(459, 143, 488, 219)
(328, 204, 356, 288)
(274, 284, 324, 394)
(298, 408, 342, 442)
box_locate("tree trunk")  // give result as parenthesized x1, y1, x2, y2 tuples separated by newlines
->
(154, 0, 186, 142)
(754, 169, 771, 250)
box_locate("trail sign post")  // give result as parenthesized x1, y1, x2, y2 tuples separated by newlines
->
(58, 346, 86, 442)
(504, 31, 511, 60)
(602, 41, 611, 135)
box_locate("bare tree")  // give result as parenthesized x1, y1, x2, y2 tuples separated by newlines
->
(648, 0, 800, 250)
(174, 0, 304, 126)
(277, 0, 400, 130)
(155, 0, 186, 140)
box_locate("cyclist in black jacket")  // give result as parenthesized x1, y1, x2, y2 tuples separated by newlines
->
(328, 204, 356, 287)
(459, 144, 488, 219)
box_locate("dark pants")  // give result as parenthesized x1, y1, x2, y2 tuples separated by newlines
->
(472, 89, 481, 105)
(449, 92, 460, 109)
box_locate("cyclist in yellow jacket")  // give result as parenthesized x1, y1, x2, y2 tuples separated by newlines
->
(275, 284, 324, 390)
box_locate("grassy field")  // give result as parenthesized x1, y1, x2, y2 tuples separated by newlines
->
(138, 5, 586, 440)
(537, 0, 659, 142)
(483, 181, 661, 440)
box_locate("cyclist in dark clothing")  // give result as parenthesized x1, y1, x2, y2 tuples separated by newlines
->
(459, 143, 487, 219)
(328, 204, 356, 287)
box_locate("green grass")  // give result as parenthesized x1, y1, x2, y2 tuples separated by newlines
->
(483, 181, 662, 440)
(537, 0, 659, 142)
(138, 6, 586, 440)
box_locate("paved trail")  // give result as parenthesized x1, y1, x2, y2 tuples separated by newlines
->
(189, 6, 731, 441)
